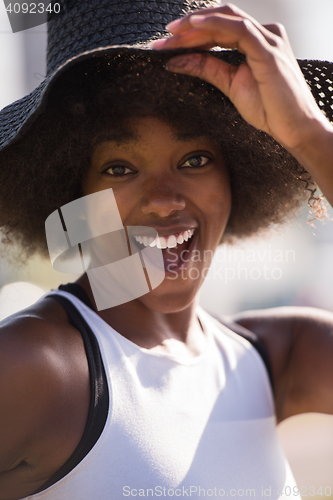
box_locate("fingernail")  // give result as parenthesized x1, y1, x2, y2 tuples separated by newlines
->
(150, 38, 168, 49)
(189, 15, 206, 25)
(166, 18, 182, 31)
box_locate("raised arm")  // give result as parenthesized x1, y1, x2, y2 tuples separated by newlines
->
(152, 3, 333, 207)
(152, 4, 333, 421)
(231, 307, 333, 422)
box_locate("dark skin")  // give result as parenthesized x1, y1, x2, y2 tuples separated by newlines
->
(1, 4, 333, 499)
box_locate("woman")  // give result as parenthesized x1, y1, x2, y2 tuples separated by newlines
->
(0, 1, 332, 499)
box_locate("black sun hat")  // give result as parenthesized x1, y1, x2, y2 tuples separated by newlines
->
(0, 0, 333, 153)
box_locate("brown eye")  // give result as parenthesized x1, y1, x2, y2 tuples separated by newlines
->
(105, 165, 133, 176)
(181, 156, 210, 168)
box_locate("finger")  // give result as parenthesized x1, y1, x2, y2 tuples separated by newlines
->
(166, 7, 284, 50)
(166, 53, 237, 98)
(152, 28, 240, 51)
(262, 23, 288, 40)
(189, 14, 283, 48)
(155, 15, 274, 60)
(166, 4, 260, 34)
(262, 23, 294, 51)
(166, 3, 283, 47)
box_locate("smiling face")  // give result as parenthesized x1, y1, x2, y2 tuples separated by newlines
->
(83, 116, 231, 313)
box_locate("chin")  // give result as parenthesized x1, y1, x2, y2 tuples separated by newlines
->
(138, 275, 203, 314)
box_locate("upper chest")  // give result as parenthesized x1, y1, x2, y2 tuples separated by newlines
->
(5, 295, 278, 499)
(18, 299, 290, 499)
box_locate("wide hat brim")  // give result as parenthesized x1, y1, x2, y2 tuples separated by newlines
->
(0, 45, 249, 151)
(1, 0, 333, 152)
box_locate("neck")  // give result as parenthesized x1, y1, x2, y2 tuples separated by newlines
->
(75, 274, 205, 356)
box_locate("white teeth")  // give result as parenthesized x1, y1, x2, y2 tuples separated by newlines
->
(167, 235, 177, 248)
(134, 229, 195, 249)
(157, 236, 167, 249)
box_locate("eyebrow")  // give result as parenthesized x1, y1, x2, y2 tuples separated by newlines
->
(173, 131, 211, 142)
(92, 129, 214, 149)
(92, 130, 139, 148)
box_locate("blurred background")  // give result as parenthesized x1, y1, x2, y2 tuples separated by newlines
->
(0, 0, 332, 495)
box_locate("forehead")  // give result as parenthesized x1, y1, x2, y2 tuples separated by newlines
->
(92, 116, 219, 151)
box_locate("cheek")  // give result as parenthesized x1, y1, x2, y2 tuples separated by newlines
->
(204, 171, 232, 230)
(82, 171, 132, 227)
(110, 189, 137, 224)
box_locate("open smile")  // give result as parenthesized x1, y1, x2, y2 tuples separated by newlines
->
(134, 228, 195, 249)
(132, 228, 198, 275)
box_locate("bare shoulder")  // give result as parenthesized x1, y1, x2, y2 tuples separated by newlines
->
(0, 296, 90, 499)
(230, 306, 333, 420)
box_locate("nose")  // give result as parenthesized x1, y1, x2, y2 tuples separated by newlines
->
(140, 175, 186, 218)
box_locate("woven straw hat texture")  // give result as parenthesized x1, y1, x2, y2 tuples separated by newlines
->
(0, 0, 333, 153)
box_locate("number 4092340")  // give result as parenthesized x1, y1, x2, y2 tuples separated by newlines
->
(5, 3, 61, 14)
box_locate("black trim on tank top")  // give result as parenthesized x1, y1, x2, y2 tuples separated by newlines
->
(33, 282, 274, 494)
(56, 283, 274, 392)
(32, 284, 109, 494)
(207, 311, 274, 393)
(59, 282, 96, 309)
(60, 282, 275, 392)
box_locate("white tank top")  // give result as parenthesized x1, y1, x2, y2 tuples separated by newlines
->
(26, 290, 300, 500)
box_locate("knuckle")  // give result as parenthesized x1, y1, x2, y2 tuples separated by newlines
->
(218, 4, 245, 18)
(265, 22, 287, 40)
(218, 3, 241, 16)
(238, 18, 253, 33)
(221, 3, 238, 14)
(274, 22, 286, 37)
(275, 36, 285, 49)
(272, 34, 286, 51)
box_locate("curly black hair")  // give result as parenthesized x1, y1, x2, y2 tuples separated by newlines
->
(0, 52, 325, 261)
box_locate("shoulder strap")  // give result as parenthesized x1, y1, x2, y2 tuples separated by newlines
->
(59, 282, 95, 310)
(53, 285, 274, 397)
(206, 310, 274, 394)
(57, 284, 275, 393)
(33, 289, 109, 494)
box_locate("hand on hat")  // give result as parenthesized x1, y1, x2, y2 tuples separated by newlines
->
(151, 4, 330, 154)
